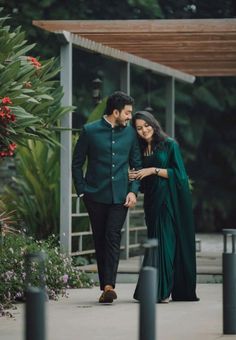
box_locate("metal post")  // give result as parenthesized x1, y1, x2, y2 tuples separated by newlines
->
(121, 209, 130, 260)
(222, 228, 236, 334)
(25, 252, 47, 340)
(139, 239, 158, 340)
(165, 77, 175, 138)
(120, 62, 130, 95)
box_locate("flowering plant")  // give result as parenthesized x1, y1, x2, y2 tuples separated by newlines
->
(0, 230, 94, 309)
(0, 13, 73, 160)
(0, 96, 17, 157)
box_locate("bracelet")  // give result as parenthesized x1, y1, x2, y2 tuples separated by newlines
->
(155, 168, 160, 175)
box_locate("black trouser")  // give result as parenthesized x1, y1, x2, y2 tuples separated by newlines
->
(83, 196, 128, 290)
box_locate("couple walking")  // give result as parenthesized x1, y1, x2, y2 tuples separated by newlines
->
(72, 91, 198, 304)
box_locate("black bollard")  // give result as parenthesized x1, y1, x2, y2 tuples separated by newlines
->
(139, 239, 158, 340)
(25, 252, 47, 340)
(222, 229, 236, 335)
(25, 287, 46, 340)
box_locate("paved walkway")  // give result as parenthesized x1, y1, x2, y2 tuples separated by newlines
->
(1, 233, 235, 340)
(1, 284, 235, 340)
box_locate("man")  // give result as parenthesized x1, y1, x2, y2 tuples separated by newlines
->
(72, 91, 142, 303)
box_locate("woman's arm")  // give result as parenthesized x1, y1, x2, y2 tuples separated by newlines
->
(129, 167, 168, 180)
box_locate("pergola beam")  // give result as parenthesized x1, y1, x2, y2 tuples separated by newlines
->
(56, 31, 195, 83)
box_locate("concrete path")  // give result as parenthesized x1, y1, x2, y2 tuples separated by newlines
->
(1, 283, 235, 340)
(1, 233, 235, 340)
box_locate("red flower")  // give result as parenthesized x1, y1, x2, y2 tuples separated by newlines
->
(2, 106, 11, 114)
(9, 143, 16, 151)
(1, 97, 12, 105)
(11, 114, 16, 122)
(0, 105, 16, 124)
(27, 56, 37, 63)
(27, 56, 42, 69)
(0, 143, 17, 158)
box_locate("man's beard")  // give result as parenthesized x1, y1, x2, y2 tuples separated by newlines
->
(115, 119, 130, 128)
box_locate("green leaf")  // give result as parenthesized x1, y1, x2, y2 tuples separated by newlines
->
(87, 97, 107, 123)
(193, 86, 224, 111)
(0, 60, 21, 85)
(14, 43, 36, 58)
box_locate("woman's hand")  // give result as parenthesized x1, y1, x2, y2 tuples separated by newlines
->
(129, 167, 156, 180)
(129, 169, 138, 181)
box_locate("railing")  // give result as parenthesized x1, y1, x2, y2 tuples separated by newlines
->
(71, 193, 201, 258)
(71, 193, 146, 258)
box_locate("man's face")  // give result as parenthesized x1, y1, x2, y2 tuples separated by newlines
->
(115, 105, 133, 127)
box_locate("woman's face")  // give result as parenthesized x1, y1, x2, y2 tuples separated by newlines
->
(135, 118, 154, 142)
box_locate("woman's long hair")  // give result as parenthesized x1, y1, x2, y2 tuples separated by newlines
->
(132, 110, 168, 153)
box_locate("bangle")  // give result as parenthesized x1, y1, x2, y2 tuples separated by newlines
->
(155, 168, 160, 175)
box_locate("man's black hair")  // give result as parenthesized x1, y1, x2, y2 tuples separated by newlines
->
(105, 91, 134, 115)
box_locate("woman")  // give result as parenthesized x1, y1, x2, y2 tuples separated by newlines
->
(130, 110, 199, 303)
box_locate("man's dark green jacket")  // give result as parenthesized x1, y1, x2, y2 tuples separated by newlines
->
(72, 117, 142, 204)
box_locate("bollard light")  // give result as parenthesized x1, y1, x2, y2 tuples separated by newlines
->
(139, 238, 158, 340)
(222, 228, 236, 335)
(25, 252, 47, 340)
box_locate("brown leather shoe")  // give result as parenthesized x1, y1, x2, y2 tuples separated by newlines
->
(99, 289, 117, 303)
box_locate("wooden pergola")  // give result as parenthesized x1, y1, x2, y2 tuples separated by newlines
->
(33, 19, 236, 255)
(34, 18, 236, 77)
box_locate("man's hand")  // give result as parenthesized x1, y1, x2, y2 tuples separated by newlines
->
(124, 192, 137, 208)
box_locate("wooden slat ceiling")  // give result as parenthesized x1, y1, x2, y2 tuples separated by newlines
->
(33, 19, 236, 77)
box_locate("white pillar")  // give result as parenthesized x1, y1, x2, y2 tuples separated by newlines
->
(60, 39, 72, 254)
(120, 61, 131, 259)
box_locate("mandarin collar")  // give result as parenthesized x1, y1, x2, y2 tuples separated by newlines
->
(102, 116, 127, 131)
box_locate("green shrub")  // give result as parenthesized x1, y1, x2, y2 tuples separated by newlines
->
(2, 140, 60, 238)
(0, 231, 94, 308)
